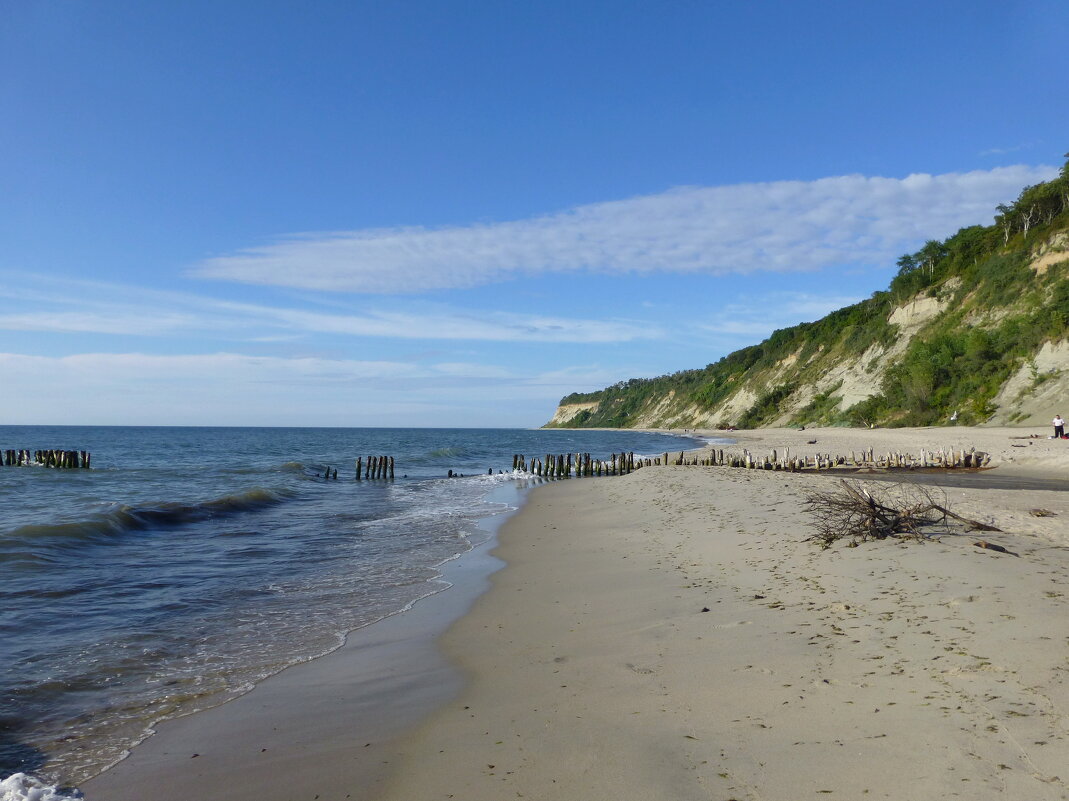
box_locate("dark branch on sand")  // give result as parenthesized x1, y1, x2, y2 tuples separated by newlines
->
(803, 479, 1001, 549)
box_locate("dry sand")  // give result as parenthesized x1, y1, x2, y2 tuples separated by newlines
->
(696, 424, 1069, 475)
(377, 426, 1069, 801)
(84, 426, 1069, 800)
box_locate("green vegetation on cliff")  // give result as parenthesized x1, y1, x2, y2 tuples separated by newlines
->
(551, 157, 1069, 429)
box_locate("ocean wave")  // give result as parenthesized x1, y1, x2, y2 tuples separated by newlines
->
(221, 460, 307, 476)
(426, 446, 467, 458)
(0, 488, 297, 552)
(0, 773, 81, 801)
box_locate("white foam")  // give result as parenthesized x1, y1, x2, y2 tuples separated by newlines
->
(0, 774, 81, 801)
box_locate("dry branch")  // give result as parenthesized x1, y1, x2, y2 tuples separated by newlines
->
(803, 480, 1001, 548)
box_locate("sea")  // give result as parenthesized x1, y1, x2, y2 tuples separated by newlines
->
(0, 425, 703, 800)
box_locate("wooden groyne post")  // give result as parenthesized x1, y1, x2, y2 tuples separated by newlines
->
(509, 451, 639, 479)
(503, 443, 993, 480)
(657, 445, 992, 472)
(355, 455, 395, 480)
(2, 449, 91, 468)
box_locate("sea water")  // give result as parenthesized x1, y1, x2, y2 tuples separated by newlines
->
(0, 425, 701, 799)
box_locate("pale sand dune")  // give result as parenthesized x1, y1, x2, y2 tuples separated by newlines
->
(377, 461, 1069, 800)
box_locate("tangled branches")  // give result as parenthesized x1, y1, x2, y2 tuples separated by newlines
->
(803, 480, 1001, 548)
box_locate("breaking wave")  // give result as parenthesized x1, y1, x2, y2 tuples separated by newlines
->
(0, 488, 296, 553)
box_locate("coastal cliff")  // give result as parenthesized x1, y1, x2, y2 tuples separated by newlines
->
(547, 158, 1069, 430)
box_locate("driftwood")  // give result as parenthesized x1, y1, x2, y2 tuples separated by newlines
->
(803, 480, 1001, 548)
(974, 540, 1018, 556)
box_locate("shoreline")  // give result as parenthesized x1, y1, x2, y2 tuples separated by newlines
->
(79, 486, 521, 801)
(81, 426, 1069, 800)
(374, 461, 1069, 800)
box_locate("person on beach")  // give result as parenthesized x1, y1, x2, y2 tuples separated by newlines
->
(1054, 414, 1066, 439)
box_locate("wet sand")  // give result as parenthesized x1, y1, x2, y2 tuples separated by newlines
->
(376, 465, 1069, 800)
(84, 426, 1069, 800)
(80, 524, 505, 801)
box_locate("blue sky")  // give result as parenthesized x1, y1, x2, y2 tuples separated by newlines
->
(2, 0, 1067, 427)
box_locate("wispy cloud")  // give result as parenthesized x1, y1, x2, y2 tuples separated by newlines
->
(978, 143, 1037, 156)
(0, 351, 619, 425)
(0, 272, 658, 344)
(0, 352, 427, 383)
(0, 311, 202, 336)
(694, 291, 865, 341)
(192, 165, 1058, 293)
(255, 306, 658, 343)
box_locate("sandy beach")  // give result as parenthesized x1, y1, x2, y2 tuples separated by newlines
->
(84, 426, 1069, 801)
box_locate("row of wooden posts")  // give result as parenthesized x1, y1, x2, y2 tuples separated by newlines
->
(2, 449, 91, 468)
(511, 444, 991, 479)
(0, 443, 991, 480)
(320, 456, 397, 481)
(357, 455, 394, 480)
(669, 445, 991, 472)
(512, 451, 669, 478)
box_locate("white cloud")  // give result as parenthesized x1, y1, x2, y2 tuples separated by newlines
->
(0, 351, 611, 425)
(979, 143, 1036, 156)
(0, 352, 426, 383)
(0, 272, 656, 344)
(258, 306, 658, 343)
(431, 362, 514, 378)
(694, 291, 865, 340)
(0, 311, 203, 336)
(192, 165, 1058, 293)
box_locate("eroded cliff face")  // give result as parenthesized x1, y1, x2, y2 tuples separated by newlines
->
(544, 294, 951, 428)
(988, 340, 1069, 425)
(546, 402, 601, 427)
(546, 227, 1069, 430)
(549, 168, 1069, 430)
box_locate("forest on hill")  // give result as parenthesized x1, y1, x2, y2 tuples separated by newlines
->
(548, 156, 1069, 430)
